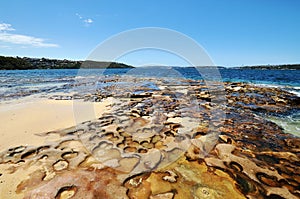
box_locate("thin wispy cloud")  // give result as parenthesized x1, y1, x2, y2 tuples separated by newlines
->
(76, 13, 94, 26)
(76, 13, 83, 20)
(84, 18, 93, 25)
(0, 23, 58, 48)
(0, 23, 15, 31)
(0, 45, 11, 49)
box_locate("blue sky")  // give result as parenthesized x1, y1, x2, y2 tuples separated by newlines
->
(0, 0, 299, 66)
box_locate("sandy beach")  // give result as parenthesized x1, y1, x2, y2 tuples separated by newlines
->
(0, 97, 111, 151)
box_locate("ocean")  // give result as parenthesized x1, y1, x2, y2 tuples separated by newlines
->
(1, 68, 299, 99)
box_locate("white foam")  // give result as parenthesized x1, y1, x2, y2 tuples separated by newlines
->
(249, 83, 300, 97)
(267, 114, 300, 137)
(289, 90, 300, 97)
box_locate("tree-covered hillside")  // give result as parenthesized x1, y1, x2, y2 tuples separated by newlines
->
(0, 56, 133, 70)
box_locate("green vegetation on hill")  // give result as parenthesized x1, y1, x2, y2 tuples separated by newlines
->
(233, 64, 300, 70)
(81, 60, 133, 69)
(0, 56, 133, 70)
(0, 56, 32, 70)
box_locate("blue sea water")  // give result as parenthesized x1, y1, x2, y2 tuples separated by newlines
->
(1, 68, 299, 100)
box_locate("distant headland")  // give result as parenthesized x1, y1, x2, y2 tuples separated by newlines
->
(0, 56, 134, 70)
(0, 55, 299, 70)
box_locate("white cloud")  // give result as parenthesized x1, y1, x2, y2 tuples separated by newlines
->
(0, 33, 59, 47)
(76, 13, 94, 26)
(76, 13, 83, 19)
(0, 23, 58, 48)
(0, 45, 11, 49)
(84, 18, 93, 24)
(0, 23, 15, 31)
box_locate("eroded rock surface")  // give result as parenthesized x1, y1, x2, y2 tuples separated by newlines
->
(0, 76, 299, 199)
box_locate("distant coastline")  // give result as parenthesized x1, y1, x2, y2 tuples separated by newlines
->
(232, 64, 300, 70)
(0, 55, 300, 70)
(0, 56, 133, 70)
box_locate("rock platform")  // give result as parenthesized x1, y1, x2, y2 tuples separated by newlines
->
(0, 77, 299, 199)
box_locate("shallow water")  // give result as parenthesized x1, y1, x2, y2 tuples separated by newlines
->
(267, 111, 300, 137)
